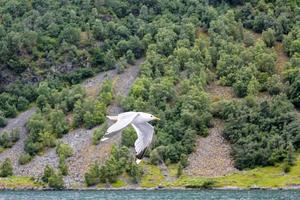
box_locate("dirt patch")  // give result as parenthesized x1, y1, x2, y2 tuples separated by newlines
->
(206, 82, 236, 102)
(184, 119, 237, 177)
(274, 42, 288, 75)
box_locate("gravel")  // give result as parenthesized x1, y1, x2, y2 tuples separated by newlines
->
(0, 59, 142, 186)
(184, 119, 237, 177)
(0, 109, 36, 173)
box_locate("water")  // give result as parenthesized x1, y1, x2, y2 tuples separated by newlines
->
(0, 190, 299, 200)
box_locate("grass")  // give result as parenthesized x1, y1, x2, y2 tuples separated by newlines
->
(0, 176, 42, 189)
(140, 163, 165, 188)
(167, 155, 300, 189)
(111, 180, 127, 188)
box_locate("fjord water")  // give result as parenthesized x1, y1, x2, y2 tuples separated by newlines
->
(0, 190, 300, 200)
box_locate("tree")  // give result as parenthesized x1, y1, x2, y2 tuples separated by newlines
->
(121, 127, 137, 147)
(0, 112, 7, 127)
(48, 173, 64, 189)
(48, 109, 69, 138)
(59, 26, 80, 45)
(42, 165, 55, 183)
(0, 158, 13, 177)
(85, 163, 100, 186)
(262, 28, 276, 47)
(267, 75, 283, 95)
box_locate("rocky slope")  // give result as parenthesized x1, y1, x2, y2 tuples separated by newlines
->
(0, 60, 142, 187)
(184, 119, 237, 177)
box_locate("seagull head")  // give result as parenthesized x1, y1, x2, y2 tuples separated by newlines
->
(141, 113, 160, 122)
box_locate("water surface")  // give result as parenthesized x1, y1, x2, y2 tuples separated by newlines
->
(0, 190, 299, 200)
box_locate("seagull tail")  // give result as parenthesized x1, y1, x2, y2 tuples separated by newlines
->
(107, 116, 118, 121)
(136, 159, 142, 164)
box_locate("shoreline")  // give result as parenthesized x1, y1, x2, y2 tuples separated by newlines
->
(1, 185, 300, 191)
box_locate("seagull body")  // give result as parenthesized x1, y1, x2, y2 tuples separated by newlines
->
(101, 112, 160, 164)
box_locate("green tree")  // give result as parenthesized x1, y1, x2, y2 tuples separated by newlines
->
(262, 28, 276, 47)
(0, 158, 13, 177)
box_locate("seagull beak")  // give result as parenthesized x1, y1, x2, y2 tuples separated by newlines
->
(154, 116, 160, 121)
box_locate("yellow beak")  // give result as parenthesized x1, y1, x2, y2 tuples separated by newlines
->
(154, 117, 160, 121)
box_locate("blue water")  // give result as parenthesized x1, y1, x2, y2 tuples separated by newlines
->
(0, 190, 299, 200)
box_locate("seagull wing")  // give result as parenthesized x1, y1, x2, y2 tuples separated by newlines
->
(106, 112, 139, 135)
(132, 122, 154, 159)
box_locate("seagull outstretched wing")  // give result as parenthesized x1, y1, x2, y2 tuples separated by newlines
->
(132, 122, 154, 159)
(106, 112, 139, 135)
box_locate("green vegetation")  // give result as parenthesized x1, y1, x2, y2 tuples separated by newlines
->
(0, 158, 13, 177)
(85, 146, 143, 186)
(1, 0, 300, 189)
(0, 176, 41, 189)
(42, 164, 64, 189)
(56, 143, 73, 175)
(222, 95, 300, 169)
(0, 128, 20, 149)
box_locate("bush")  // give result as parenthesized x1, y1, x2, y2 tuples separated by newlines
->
(0, 131, 10, 148)
(85, 163, 100, 186)
(48, 173, 64, 189)
(58, 159, 68, 176)
(0, 158, 13, 177)
(201, 180, 216, 189)
(42, 165, 55, 183)
(262, 28, 276, 48)
(223, 96, 300, 169)
(56, 143, 73, 159)
(10, 128, 20, 143)
(92, 125, 106, 145)
(126, 162, 143, 183)
(267, 75, 283, 95)
(0, 112, 7, 127)
(121, 127, 137, 147)
(150, 149, 161, 165)
(177, 164, 183, 177)
(19, 153, 32, 165)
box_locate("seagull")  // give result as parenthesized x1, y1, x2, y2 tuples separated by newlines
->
(101, 112, 160, 164)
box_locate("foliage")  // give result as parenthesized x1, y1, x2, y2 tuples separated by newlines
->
(0, 128, 20, 149)
(121, 127, 137, 148)
(223, 95, 300, 169)
(42, 165, 64, 189)
(18, 153, 32, 165)
(92, 124, 107, 145)
(0, 158, 13, 177)
(85, 145, 141, 186)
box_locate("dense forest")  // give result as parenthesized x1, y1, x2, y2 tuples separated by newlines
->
(0, 0, 300, 188)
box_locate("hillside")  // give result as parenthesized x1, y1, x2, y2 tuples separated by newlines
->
(1, 0, 300, 190)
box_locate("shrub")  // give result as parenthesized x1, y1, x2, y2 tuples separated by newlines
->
(10, 128, 20, 143)
(262, 28, 276, 48)
(92, 125, 106, 145)
(150, 149, 161, 165)
(177, 164, 183, 177)
(121, 127, 137, 147)
(42, 165, 55, 183)
(201, 180, 216, 189)
(48, 173, 64, 189)
(0, 131, 10, 148)
(58, 159, 68, 176)
(0, 158, 13, 177)
(0, 113, 7, 127)
(126, 162, 143, 183)
(18, 153, 32, 165)
(56, 143, 73, 159)
(16, 97, 29, 111)
(267, 75, 283, 95)
(84, 163, 100, 186)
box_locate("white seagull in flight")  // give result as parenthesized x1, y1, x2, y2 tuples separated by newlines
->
(101, 112, 160, 164)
